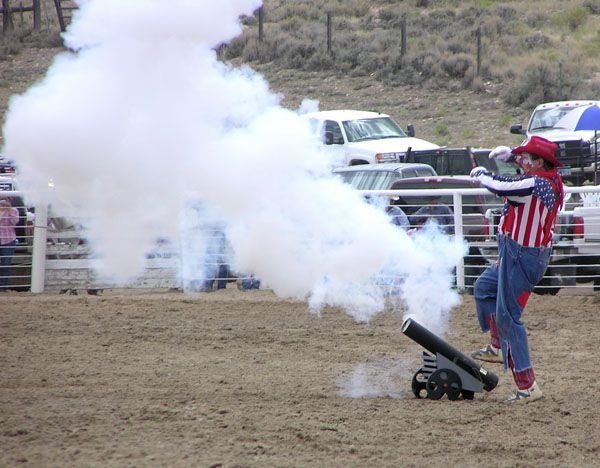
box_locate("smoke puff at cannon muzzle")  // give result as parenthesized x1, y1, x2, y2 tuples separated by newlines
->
(402, 318, 499, 393)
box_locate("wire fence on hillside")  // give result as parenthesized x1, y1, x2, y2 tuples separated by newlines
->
(0, 0, 76, 34)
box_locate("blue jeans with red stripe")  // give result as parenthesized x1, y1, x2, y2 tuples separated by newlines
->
(474, 235, 551, 388)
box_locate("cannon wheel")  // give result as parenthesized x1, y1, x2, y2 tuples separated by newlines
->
(411, 368, 428, 399)
(426, 368, 462, 400)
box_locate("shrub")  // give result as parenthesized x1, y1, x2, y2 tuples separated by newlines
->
(27, 30, 63, 48)
(552, 6, 589, 31)
(280, 16, 303, 33)
(442, 53, 473, 79)
(495, 6, 518, 22)
(433, 123, 449, 144)
(502, 60, 588, 108)
(224, 35, 249, 60)
(496, 114, 512, 127)
(446, 38, 468, 54)
(305, 50, 335, 71)
(582, 30, 600, 55)
(0, 35, 24, 60)
(277, 3, 322, 21)
(523, 11, 549, 29)
(583, 0, 600, 14)
(228, 0, 597, 95)
(522, 31, 554, 50)
(471, 76, 485, 92)
(461, 127, 475, 140)
(325, 0, 371, 17)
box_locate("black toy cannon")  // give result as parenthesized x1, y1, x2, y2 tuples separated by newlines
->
(402, 318, 499, 400)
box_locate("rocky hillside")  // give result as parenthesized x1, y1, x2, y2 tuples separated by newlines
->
(2, 0, 600, 149)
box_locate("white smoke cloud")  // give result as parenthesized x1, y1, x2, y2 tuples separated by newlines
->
(337, 359, 414, 399)
(2, 0, 466, 326)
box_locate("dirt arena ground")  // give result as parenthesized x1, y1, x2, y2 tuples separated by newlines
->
(2, 288, 600, 467)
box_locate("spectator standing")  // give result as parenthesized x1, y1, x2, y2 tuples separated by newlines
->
(201, 224, 231, 291)
(0, 197, 19, 291)
(469, 136, 564, 404)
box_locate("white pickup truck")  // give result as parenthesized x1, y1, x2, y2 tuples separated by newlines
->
(571, 195, 600, 292)
(303, 109, 439, 166)
(573, 193, 600, 254)
(510, 100, 600, 181)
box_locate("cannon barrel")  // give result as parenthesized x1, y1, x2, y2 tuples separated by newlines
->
(402, 318, 498, 392)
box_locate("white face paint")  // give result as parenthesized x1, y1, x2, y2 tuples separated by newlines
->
(516, 153, 534, 173)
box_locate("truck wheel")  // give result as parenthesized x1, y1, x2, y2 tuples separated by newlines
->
(534, 286, 560, 296)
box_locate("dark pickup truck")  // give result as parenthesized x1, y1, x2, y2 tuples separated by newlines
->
(402, 147, 518, 177)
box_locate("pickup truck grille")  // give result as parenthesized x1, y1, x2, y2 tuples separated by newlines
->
(555, 140, 595, 169)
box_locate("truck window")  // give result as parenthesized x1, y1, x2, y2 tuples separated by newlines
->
(342, 117, 406, 143)
(324, 120, 344, 145)
(401, 168, 417, 179)
(369, 172, 395, 190)
(448, 155, 469, 175)
(401, 168, 435, 179)
(530, 107, 573, 131)
(355, 172, 379, 190)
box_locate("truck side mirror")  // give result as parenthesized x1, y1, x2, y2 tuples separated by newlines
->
(407, 124, 415, 137)
(510, 124, 526, 135)
(324, 131, 334, 145)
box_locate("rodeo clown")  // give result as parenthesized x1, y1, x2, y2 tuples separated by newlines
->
(469, 135, 564, 404)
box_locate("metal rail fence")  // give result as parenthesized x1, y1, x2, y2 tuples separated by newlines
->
(1, 186, 599, 295)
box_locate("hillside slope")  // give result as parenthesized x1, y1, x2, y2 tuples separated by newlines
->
(2, 1, 600, 150)
(0, 45, 530, 151)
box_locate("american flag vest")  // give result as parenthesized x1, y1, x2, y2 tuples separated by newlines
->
(496, 170, 564, 248)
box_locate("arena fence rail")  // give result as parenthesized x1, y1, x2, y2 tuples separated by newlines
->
(1, 185, 599, 296)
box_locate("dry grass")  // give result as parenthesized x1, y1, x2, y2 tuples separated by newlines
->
(0, 1, 598, 147)
(226, 0, 600, 106)
(0, 0, 63, 59)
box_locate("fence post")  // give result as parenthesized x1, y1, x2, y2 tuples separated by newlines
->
(400, 14, 407, 58)
(326, 12, 332, 54)
(475, 26, 481, 76)
(53, 0, 65, 32)
(453, 192, 465, 289)
(2, 0, 13, 32)
(558, 60, 563, 94)
(258, 6, 264, 42)
(33, 0, 40, 30)
(30, 203, 48, 293)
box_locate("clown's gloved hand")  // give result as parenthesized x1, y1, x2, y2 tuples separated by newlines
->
(470, 166, 488, 178)
(489, 145, 516, 163)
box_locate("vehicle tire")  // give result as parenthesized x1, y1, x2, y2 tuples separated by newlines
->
(533, 276, 560, 295)
(533, 286, 560, 296)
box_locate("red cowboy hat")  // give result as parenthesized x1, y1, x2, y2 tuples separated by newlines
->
(512, 135, 562, 167)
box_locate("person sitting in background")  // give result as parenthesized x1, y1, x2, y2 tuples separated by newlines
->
(386, 197, 410, 231)
(409, 197, 454, 234)
(237, 274, 261, 291)
(0, 197, 19, 291)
